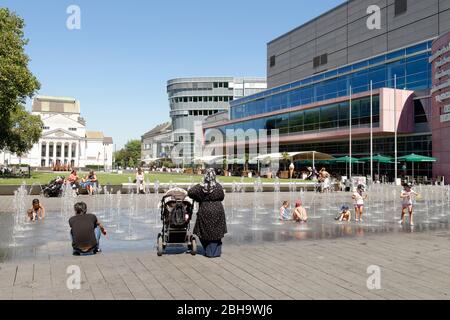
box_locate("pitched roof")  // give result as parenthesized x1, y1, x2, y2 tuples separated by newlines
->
(142, 122, 172, 138)
(103, 137, 113, 144)
(86, 131, 104, 139)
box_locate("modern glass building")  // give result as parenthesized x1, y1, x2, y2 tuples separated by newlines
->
(167, 77, 266, 162)
(204, 0, 450, 180)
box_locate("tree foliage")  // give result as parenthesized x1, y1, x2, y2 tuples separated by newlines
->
(0, 8, 41, 154)
(114, 140, 141, 168)
(6, 105, 43, 156)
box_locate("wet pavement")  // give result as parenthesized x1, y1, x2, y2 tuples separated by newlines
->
(1, 184, 450, 263)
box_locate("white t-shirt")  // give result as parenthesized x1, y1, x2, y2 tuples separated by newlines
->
(353, 191, 364, 206)
(401, 189, 416, 206)
(136, 173, 144, 183)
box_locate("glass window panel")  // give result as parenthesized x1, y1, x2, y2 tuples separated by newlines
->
(387, 49, 405, 60)
(406, 42, 428, 55)
(369, 55, 386, 65)
(304, 108, 320, 131)
(320, 104, 338, 129)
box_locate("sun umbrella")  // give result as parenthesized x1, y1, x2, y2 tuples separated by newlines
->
(332, 156, 363, 164)
(292, 151, 334, 169)
(331, 156, 364, 178)
(397, 154, 437, 179)
(360, 155, 393, 179)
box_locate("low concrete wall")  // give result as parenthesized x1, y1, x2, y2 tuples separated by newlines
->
(0, 182, 338, 196)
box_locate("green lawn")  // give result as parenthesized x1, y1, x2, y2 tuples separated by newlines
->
(0, 172, 291, 186)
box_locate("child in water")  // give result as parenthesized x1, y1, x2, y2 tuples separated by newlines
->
(280, 201, 291, 221)
(399, 182, 420, 226)
(293, 200, 308, 223)
(335, 205, 351, 222)
(352, 184, 368, 222)
(27, 199, 45, 222)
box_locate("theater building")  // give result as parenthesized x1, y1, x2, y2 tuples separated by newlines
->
(0, 96, 114, 170)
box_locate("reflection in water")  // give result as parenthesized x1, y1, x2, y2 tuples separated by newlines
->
(0, 184, 449, 262)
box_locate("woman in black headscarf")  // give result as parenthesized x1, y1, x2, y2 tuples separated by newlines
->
(188, 168, 227, 258)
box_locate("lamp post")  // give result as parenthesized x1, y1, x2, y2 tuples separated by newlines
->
(349, 86, 352, 180)
(370, 81, 374, 182)
(394, 75, 398, 184)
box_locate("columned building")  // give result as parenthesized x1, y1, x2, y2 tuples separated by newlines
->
(0, 96, 113, 170)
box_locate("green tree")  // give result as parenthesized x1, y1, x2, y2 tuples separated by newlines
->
(128, 157, 135, 169)
(0, 8, 41, 153)
(6, 105, 43, 156)
(282, 152, 290, 171)
(114, 140, 141, 168)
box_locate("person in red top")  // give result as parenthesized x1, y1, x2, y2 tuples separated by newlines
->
(67, 170, 80, 194)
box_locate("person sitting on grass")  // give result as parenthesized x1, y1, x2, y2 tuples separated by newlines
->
(69, 202, 107, 256)
(293, 200, 308, 223)
(335, 205, 351, 222)
(27, 199, 45, 222)
(280, 201, 291, 221)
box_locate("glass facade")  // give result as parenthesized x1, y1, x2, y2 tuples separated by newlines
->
(279, 135, 433, 181)
(215, 96, 380, 136)
(230, 40, 432, 120)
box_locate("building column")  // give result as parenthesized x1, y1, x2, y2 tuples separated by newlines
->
(75, 143, 79, 168)
(68, 143, 72, 167)
(53, 141, 57, 166)
(45, 141, 49, 167)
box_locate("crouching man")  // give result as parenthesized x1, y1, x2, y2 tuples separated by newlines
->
(69, 202, 107, 256)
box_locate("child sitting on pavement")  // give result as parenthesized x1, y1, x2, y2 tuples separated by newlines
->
(335, 205, 351, 222)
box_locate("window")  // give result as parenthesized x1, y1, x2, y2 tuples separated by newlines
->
(213, 82, 218, 88)
(414, 100, 428, 124)
(43, 126, 50, 130)
(69, 128, 77, 131)
(313, 54, 328, 68)
(320, 54, 328, 65)
(395, 0, 407, 16)
(313, 56, 321, 68)
(270, 55, 276, 68)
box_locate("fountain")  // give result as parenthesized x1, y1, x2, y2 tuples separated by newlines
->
(153, 180, 162, 228)
(124, 191, 138, 240)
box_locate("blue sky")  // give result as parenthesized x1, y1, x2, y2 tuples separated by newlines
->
(2, 0, 345, 148)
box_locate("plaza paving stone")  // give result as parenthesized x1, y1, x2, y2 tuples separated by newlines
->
(1, 188, 450, 300)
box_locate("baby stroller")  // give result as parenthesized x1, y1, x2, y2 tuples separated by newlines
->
(156, 187, 196, 256)
(43, 176, 65, 198)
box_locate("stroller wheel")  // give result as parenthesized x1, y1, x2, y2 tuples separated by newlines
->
(190, 238, 197, 256)
(157, 235, 164, 257)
